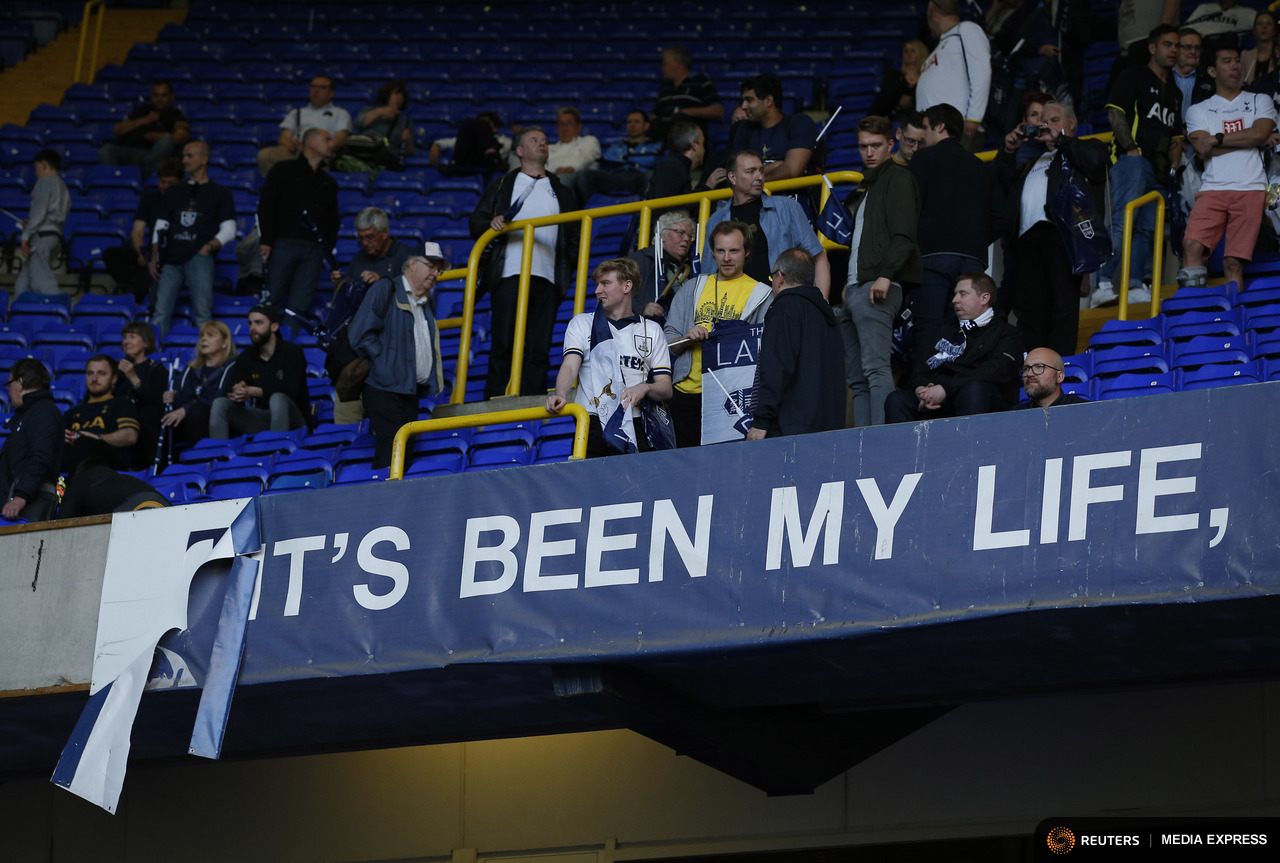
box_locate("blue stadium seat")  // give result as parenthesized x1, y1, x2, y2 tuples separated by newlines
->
(1252, 330, 1280, 360)
(1170, 336, 1250, 371)
(1091, 345, 1169, 379)
(1096, 372, 1176, 400)
(406, 451, 465, 475)
(1160, 285, 1235, 316)
(1164, 309, 1242, 343)
(178, 440, 239, 466)
(1178, 361, 1262, 391)
(206, 465, 269, 500)
(334, 462, 388, 485)
(239, 431, 300, 459)
(10, 293, 72, 324)
(1088, 318, 1163, 351)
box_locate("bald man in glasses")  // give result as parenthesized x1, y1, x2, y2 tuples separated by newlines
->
(1015, 347, 1090, 409)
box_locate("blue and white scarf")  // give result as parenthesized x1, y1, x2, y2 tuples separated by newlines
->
(926, 308, 994, 370)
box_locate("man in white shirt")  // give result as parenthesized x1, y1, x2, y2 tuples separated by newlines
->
(547, 257, 672, 457)
(548, 107, 602, 176)
(916, 0, 992, 150)
(256, 75, 353, 176)
(1181, 44, 1276, 290)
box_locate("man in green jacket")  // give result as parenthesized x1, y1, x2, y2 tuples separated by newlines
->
(838, 115, 922, 426)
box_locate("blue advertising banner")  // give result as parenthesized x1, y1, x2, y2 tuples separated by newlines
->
(214, 383, 1280, 686)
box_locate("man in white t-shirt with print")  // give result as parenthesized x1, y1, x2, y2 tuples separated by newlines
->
(548, 257, 672, 457)
(1181, 44, 1276, 290)
(256, 75, 353, 175)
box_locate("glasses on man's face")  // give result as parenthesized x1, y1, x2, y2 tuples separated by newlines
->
(902, 136, 925, 148)
(1020, 362, 1062, 376)
(665, 228, 694, 240)
(1178, 43, 1201, 52)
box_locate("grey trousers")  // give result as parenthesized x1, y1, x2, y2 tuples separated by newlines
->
(210, 392, 307, 438)
(17, 234, 61, 294)
(836, 280, 902, 427)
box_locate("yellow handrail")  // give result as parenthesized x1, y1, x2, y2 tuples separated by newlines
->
(445, 170, 864, 404)
(389, 404, 590, 480)
(73, 1, 107, 85)
(1117, 190, 1166, 321)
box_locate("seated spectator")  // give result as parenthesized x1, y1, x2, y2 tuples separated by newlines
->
(626, 211, 697, 318)
(115, 321, 168, 470)
(99, 80, 191, 179)
(1, 359, 63, 522)
(210, 305, 311, 437)
(885, 273, 1021, 423)
(703, 150, 829, 295)
(346, 80, 414, 172)
(748, 247, 845, 440)
(895, 111, 927, 164)
(721, 74, 818, 183)
(64, 355, 140, 475)
(1180, 43, 1276, 291)
(1015, 348, 1089, 408)
(103, 157, 182, 303)
(548, 107, 602, 177)
(651, 45, 724, 142)
(256, 75, 352, 176)
(916, 0, 991, 151)
(348, 248, 448, 469)
(150, 140, 236, 336)
(546, 257, 672, 457)
(644, 120, 707, 211)
(564, 110, 662, 203)
(428, 111, 512, 174)
(258, 128, 340, 317)
(18, 149, 70, 296)
(160, 320, 238, 445)
(1243, 11, 1280, 83)
(664, 221, 773, 448)
(58, 463, 167, 518)
(870, 40, 928, 122)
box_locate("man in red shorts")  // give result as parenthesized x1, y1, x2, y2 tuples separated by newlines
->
(1180, 43, 1276, 290)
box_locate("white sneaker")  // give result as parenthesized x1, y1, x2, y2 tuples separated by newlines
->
(1090, 280, 1118, 308)
(1129, 284, 1152, 304)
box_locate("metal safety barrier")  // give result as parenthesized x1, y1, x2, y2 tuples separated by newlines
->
(1117, 189, 1166, 321)
(73, 1, 106, 85)
(389, 403, 590, 480)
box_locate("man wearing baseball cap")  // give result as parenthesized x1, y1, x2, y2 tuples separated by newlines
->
(347, 242, 448, 467)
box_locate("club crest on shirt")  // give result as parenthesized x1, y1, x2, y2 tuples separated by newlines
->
(633, 333, 652, 357)
(180, 210, 198, 228)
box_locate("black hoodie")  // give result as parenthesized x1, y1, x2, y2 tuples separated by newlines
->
(751, 285, 846, 437)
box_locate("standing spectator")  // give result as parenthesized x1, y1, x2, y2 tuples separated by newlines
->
(210, 305, 310, 437)
(652, 45, 724, 142)
(644, 121, 707, 211)
(870, 41, 927, 122)
(256, 75, 352, 176)
(703, 150, 829, 296)
(99, 81, 191, 179)
(546, 257, 673, 457)
(258, 128, 340, 317)
(1181, 45, 1276, 290)
(984, 0, 1057, 136)
(1185, 1, 1257, 39)
(548, 107, 602, 178)
(115, 321, 167, 470)
(1112, 0, 1181, 83)
(1094, 24, 1183, 307)
(428, 112, 511, 174)
(907, 103, 999, 369)
(63, 355, 140, 474)
(839, 116, 921, 427)
(1, 359, 63, 522)
(566, 110, 662, 202)
(1010, 91, 1053, 168)
(895, 112, 927, 164)
(1242, 11, 1280, 84)
(627, 211, 697, 318)
(721, 75, 818, 183)
(149, 141, 236, 336)
(103, 158, 182, 302)
(352, 80, 414, 170)
(884, 273, 1021, 423)
(18, 149, 70, 296)
(160, 320, 237, 445)
(1015, 347, 1090, 408)
(996, 102, 1109, 356)
(916, 0, 992, 151)
(1174, 29, 1215, 122)
(332, 207, 415, 289)
(748, 247, 845, 440)
(664, 221, 773, 448)
(469, 127, 581, 399)
(348, 250, 447, 468)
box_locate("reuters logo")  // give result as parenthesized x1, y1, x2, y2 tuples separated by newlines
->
(1047, 826, 1076, 855)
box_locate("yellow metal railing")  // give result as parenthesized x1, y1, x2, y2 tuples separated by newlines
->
(1117, 190, 1165, 321)
(73, 1, 107, 85)
(439, 171, 863, 404)
(389, 404, 590, 480)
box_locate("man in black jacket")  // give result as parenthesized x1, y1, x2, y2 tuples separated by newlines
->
(210, 305, 311, 437)
(258, 128, 339, 317)
(748, 247, 845, 439)
(907, 103, 1001, 369)
(1, 359, 62, 522)
(995, 101, 1108, 356)
(885, 272, 1022, 423)
(469, 127, 580, 399)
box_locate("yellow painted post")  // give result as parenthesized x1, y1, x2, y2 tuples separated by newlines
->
(1117, 191, 1164, 322)
(574, 214, 592, 316)
(506, 224, 537, 396)
(74, 1, 101, 83)
(1118, 202, 1135, 322)
(1151, 195, 1166, 317)
(637, 205, 652, 251)
(89, 2, 106, 82)
(449, 235, 493, 405)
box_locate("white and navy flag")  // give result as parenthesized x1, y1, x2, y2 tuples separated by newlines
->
(701, 320, 764, 445)
(817, 176, 852, 246)
(586, 303, 640, 454)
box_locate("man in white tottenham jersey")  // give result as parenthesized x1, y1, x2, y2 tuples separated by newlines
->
(1181, 44, 1276, 290)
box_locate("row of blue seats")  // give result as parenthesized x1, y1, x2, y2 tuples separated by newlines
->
(1058, 361, 1279, 402)
(1067, 332, 1280, 381)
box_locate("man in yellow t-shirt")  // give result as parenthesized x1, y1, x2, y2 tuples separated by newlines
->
(663, 220, 773, 447)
